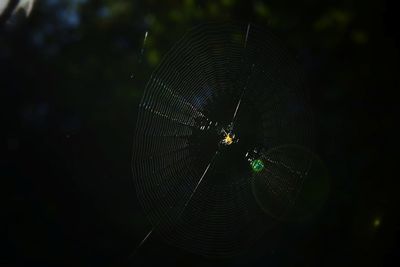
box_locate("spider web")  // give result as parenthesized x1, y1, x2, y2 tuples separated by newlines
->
(132, 22, 313, 257)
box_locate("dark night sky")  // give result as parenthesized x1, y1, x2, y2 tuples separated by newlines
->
(1, 0, 399, 266)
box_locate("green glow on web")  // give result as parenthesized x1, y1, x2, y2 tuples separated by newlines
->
(251, 159, 264, 172)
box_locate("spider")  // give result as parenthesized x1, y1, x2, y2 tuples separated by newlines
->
(220, 128, 238, 146)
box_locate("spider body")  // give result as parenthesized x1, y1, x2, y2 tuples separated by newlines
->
(220, 127, 238, 146)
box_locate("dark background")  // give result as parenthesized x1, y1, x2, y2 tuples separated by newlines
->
(2, 0, 399, 266)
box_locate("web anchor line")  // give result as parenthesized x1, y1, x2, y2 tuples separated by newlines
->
(230, 23, 255, 130)
(184, 150, 219, 208)
(224, 22, 251, 129)
(130, 150, 219, 258)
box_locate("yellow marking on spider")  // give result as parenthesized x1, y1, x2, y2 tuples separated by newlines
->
(222, 132, 234, 145)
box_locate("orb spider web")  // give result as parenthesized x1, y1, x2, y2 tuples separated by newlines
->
(132, 22, 314, 257)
